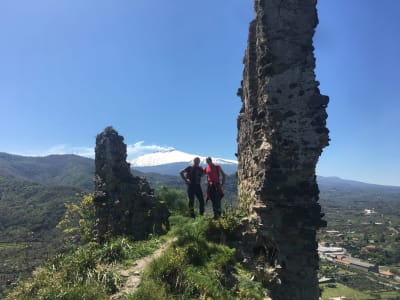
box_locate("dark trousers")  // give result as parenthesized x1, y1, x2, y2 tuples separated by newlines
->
(208, 184, 222, 219)
(187, 184, 205, 216)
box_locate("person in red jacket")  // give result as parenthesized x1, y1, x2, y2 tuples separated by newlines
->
(204, 157, 226, 219)
(179, 157, 205, 218)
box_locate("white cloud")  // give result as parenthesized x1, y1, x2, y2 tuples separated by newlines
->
(126, 141, 174, 159)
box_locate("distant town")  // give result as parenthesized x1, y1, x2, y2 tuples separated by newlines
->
(318, 201, 400, 299)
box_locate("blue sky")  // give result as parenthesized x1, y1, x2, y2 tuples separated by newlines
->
(0, 1, 399, 186)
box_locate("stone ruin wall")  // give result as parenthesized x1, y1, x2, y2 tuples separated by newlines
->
(93, 127, 169, 243)
(237, 0, 329, 299)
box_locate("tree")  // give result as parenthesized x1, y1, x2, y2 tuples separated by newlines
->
(57, 194, 95, 244)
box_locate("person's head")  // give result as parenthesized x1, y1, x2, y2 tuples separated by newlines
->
(206, 157, 212, 166)
(193, 157, 200, 166)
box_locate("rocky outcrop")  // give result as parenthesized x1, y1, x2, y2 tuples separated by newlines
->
(93, 127, 169, 243)
(237, 0, 329, 299)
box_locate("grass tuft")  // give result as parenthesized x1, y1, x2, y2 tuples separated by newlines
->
(5, 236, 162, 300)
(131, 215, 268, 299)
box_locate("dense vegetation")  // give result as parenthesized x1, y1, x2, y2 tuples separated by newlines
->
(0, 176, 82, 295)
(5, 190, 268, 299)
(0, 177, 81, 241)
(0, 153, 94, 296)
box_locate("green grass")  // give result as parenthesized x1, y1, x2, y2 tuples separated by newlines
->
(375, 290, 400, 299)
(4, 236, 163, 300)
(129, 215, 269, 300)
(337, 269, 357, 276)
(320, 283, 375, 300)
(0, 242, 24, 250)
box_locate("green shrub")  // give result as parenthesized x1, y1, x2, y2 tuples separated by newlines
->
(235, 267, 269, 300)
(173, 217, 209, 246)
(206, 212, 244, 243)
(6, 268, 109, 300)
(155, 186, 187, 215)
(36, 281, 109, 300)
(126, 280, 170, 300)
(97, 239, 127, 264)
(57, 194, 95, 244)
(50, 243, 99, 283)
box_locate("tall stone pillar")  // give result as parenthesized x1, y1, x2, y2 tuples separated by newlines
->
(93, 127, 169, 243)
(237, 1, 329, 299)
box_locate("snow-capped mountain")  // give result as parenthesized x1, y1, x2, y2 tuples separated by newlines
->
(131, 149, 237, 175)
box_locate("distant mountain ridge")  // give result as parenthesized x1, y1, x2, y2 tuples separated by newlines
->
(0, 152, 399, 192)
(317, 176, 400, 191)
(0, 152, 94, 190)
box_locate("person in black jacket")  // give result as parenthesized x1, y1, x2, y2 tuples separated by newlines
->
(179, 157, 205, 218)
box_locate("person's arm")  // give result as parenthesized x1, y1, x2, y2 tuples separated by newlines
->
(179, 168, 190, 184)
(219, 166, 226, 185)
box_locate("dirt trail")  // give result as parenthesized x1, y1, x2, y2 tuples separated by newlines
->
(110, 238, 175, 300)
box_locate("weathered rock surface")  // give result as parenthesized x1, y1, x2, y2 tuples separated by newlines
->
(237, 0, 329, 299)
(93, 127, 169, 243)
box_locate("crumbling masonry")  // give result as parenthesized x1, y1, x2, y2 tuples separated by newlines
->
(237, 0, 329, 299)
(93, 127, 169, 243)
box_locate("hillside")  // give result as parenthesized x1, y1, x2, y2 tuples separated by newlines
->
(0, 176, 82, 296)
(0, 176, 81, 241)
(0, 152, 94, 190)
